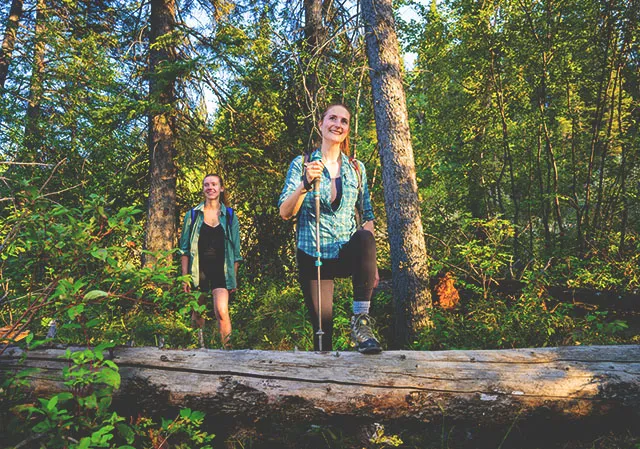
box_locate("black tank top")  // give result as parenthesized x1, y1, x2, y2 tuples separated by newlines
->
(198, 222, 225, 259)
(331, 177, 342, 211)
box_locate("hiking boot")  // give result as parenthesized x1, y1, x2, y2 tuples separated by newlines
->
(350, 314, 382, 354)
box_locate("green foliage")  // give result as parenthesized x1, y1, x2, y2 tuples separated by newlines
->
(368, 423, 403, 448)
(408, 0, 640, 271)
(122, 407, 214, 449)
(413, 276, 630, 351)
(550, 233, 640, 292)
(4, 345, 214, 448)
(572, 311, 630, 346)
(0, 184, 196, 348)
(414, 294, 573, 350)
(231, 281, 312, 350)
(453, 217, 514, 298)
(14, 344, 122, 448)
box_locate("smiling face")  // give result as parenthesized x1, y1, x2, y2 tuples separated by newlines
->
(319, 105, 351, 145)
(202, 175, 223, 201)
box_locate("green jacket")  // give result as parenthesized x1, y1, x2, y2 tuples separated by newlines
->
(178, 202, 242, 290)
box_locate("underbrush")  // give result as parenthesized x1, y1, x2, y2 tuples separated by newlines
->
(1, 192, 637, 449)
(0, 344, 215, 448)
(0, 189, 633, 352)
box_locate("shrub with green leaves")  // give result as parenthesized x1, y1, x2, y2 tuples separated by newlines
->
(0, 183, 193, 348)
(5, 343, 215, 448)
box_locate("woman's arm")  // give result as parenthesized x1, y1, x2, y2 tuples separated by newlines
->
(181, 255, 191, 293)
(178, 212, 192, 293)
(278, 156, 323, 220)
(279, 182, 310, 220)
(231, 212, 243, 263)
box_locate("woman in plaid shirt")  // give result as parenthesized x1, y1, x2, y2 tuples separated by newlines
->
(179, 174, 242, 348)
(279, 104, 381, 354)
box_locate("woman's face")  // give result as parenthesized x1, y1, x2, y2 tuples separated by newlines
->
(203, 175, 223, 201)
(319, 105, 350, 145)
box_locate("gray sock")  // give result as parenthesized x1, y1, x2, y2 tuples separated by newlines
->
(352, 301, 370, 316)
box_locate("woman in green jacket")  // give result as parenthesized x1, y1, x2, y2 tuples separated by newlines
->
(178, 174, 242, 348)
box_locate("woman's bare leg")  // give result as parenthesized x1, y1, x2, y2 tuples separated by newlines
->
(212, 288, 231, 348)
(191, 294, 207, 348)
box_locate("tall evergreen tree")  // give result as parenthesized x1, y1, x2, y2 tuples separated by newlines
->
(23, 0, 46, 160)
(145, 0, 178, 266)
(303, 0, 327, 122)
(361, 0, 432, 347)
(0, 0, 23, 90)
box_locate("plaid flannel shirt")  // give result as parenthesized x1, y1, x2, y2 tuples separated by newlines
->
(278, 149, 375, 259)
(177, 203, 243, 289)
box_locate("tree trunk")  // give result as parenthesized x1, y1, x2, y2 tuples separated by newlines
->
(468, 129, 488, 219)
(144, 0, 178, 266)
(23, 0, 46, 159)
(583, 0, 615, 236)
(303, 0, 326, 135)
(360, 0, 432, 348)
(2, 345, 639, 428)
(0, 0, 23, 90)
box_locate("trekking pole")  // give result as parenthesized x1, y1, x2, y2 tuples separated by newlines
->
(311, 156, 324, 351)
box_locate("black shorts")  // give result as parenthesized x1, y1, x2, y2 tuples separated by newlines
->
(199, 259, 226, 292)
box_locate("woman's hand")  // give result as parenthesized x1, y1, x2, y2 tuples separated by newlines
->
(183, 282, 191, 293)
(304, 160, 324, 184)
(280, 158, 325, 220)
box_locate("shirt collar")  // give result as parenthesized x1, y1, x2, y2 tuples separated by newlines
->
(194, 201, 227, 214)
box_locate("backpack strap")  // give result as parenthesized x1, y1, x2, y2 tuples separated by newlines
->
(225, 206, 234, 229)
(349, 156, 362, 193)
(189, 206, 234, 238)
(188, 208, 197, 240)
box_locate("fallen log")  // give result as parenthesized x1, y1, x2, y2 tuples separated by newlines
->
(1, 345, 639, 428)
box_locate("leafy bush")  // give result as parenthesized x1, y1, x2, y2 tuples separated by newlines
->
(413, 287, 630, 351)
(4, 343, 215, 448)
(0, 183, 195, 349)
(453, 217, 514, 299)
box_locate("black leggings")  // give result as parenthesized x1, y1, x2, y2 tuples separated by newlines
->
(297, 229, 377, 351)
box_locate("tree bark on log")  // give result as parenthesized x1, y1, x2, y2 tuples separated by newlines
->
(1, 345, 639, 428)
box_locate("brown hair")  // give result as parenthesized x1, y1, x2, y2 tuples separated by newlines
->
(319, 103, 352, 156)
(203, 173, 229, 206)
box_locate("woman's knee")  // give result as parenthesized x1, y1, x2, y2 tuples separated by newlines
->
(352, 229, 376, 257)
(212, 289, 230, 318)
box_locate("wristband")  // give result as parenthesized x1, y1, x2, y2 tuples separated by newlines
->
(302, 176, 313, 192)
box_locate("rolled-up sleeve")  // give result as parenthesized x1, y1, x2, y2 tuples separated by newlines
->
(359, 161, 375, 223)
(231, 212, 243, 263)
(177, 212, 191, 256)
(278, 156, 304, 208)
